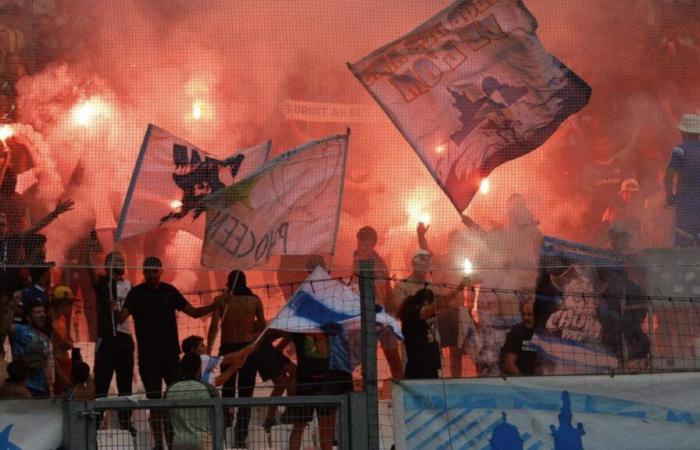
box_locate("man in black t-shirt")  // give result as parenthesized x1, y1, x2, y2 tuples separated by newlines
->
(399, 281, 467, 380)
(502, 302, 537, 376)
(87, 250, 135, 433)
(117, 256, 224, 450)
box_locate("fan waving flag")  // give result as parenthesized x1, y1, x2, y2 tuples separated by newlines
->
(201, 133, 349, 270)
(115, 124, 270, 241)
(349, 0, 591, 212)
(267, 266, 403, 339)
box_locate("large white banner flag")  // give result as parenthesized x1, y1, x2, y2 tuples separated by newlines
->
(115, 124, 270, 241)
(201, 133, 348, 269)
(0, 399, 62, 449)
(349, 0, 591, 212)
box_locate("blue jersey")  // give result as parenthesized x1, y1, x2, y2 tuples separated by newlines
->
(11, 324, 51, 394)
(667, 140, 700, 241)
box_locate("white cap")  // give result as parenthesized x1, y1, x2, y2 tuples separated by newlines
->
(677, 114, 700, 134)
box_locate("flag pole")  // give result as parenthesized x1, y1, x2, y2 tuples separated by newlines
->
(328, 129, 350, 272)
(115, 124, 154, 242)
(358, 259, 380, 450)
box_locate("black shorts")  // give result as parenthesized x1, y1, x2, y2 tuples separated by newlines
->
(286, 371, 353, 423)
(138, 355, 181, 399)
(255, 341, 293, 382)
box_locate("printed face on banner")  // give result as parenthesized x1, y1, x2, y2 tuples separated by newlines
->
(159, 144, 246, 225)
(116, 125, 270, 241)
(532, 237, 650, 375)
(349, 0, 591, 212)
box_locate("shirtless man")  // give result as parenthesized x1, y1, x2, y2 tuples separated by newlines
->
(207, 270, 264, 449)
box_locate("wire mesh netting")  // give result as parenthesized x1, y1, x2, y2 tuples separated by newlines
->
(2, 0, 700, 448)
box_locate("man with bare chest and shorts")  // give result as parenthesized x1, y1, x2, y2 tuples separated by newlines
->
(207, 270, 264, 448)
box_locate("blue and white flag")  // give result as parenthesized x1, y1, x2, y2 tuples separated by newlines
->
(349, 0, 591, 212)
(0, 399, 63, 449)
(116, 124, 271, 241)
(267, 266, 403, 340)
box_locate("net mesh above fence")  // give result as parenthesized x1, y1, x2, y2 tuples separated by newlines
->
(2, 4, 700, 449)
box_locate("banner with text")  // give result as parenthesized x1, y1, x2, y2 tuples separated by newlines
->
(116, 124, 270, 241)
(532, 236, 650, 375)
(393, 373, 700, 450)
(349, 0, 591, 212)
(201, 133, 348, 269)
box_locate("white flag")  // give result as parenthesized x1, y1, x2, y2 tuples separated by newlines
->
(201, 133, 348, 269)
(115, 124, 270, 241)
(349, 0, 590, 212)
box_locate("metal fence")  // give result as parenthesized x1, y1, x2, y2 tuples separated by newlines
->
(63, 394, 355, 450)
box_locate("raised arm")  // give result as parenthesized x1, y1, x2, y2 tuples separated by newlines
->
(418, 278, 469, 320)
(215, 344, 256, 386)
(417, 222, 430, 253)
(183, 296, 224, 319)
(24, 199, 75, 235)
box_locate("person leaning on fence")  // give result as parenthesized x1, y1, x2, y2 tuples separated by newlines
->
(399, 279, 469, 380)
(285, 330, 354, 450)
(117, 256, 226, 450)
(165, 353, 220, 450)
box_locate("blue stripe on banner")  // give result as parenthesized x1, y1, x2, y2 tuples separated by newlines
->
(290, 291, 355, 325)
(456, 418, 502, 450)
(414, 408, 476, 450)
(439, 384, 700, 426)
(406, 409, 423, 425)
(405, 410, 449, 442)
(434, 411, 493, 450)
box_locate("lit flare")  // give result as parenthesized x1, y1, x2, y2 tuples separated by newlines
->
(463, 257, 474, 275)
(479, 178, 490, 195)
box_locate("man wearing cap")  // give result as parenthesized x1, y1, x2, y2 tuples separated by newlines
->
(117, 256, 226, 450)
(21, 263, 54, 335)
(665, 113, 700, 247)
(602, 179, 643, 249)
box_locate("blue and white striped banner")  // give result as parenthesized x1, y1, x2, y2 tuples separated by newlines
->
(392, 373, 700, 450)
